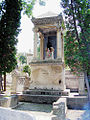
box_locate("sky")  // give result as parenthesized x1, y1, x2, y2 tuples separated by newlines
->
(17, 0, 62, 53)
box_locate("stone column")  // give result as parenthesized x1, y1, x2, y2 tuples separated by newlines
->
(61, 32, 64, 62)
(40, 33, 44, 60)
(33, 28, 38, 59)
(57, 29, 62, 59)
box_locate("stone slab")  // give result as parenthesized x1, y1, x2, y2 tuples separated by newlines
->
(0, 107, 36, 120)
(23, 89, 62, 95)
(0, 95, 18, 108)
(52, 97, 67, 120)
(51, 115, 65, 120)
(67, 96, 88, 109)
(18, 94, 60, 104)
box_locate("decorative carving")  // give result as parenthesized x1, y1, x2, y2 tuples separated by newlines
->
(32, 15, 63, 25)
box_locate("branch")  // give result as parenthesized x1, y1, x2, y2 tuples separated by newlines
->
(71, 0, 80, 43)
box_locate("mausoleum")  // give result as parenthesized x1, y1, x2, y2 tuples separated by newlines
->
(30, 12, 66, 91)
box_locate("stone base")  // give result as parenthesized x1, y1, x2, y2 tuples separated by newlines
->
(0, 95, 18, 108)
(18, 89, 70, 104)
(18, 94, 60, 104)
(19, 89, 61, 104)
(30, 60, 65, 90)
(67, 96, 88, 109)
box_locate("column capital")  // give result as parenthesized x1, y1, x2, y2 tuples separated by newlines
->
(39, 31, 44, 39)
(56, 21, 61, 31)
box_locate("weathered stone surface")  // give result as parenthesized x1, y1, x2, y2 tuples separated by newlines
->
(67, 96, 88, 109)
(18, 94, 60, 104)
(30, 62, 65, 90)
(65, 70, 85, 94)
(53, 97, 67, 114)
(24, 89, 62, 95)
(52, 98, 67, 120)
(31, 12, 65, 94)
(0, 95, 18, 108)
(0, 107, 36, 120)
(32, 14, 63, 25)
(61, 89, 70, 96)
(11, 70, 30, 93)
(51, 115, 65, 120)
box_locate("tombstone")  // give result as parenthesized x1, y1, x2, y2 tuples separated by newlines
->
(30, 12, 66, 91)
(11, 70, 30, 94)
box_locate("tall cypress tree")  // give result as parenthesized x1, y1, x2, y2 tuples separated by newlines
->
(0, 0, 22, 91)
(61, 0, 90, 100)
(0, 0, 46, 92)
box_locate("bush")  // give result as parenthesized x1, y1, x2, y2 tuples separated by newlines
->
(23, 65, 31, 76)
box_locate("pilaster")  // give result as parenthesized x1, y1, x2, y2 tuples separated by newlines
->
(39, 32, 44, 60)
(57, 28, 62, 59)
(33, 28, 38, 59)
(61, 31, 64, 62)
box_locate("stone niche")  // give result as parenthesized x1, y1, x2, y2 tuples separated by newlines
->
(30, 12, 65, 91)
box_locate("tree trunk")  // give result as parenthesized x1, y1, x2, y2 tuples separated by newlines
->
(0, 75, 2, 93)
(0, 74, 3, 93)
(4, 73, 6, 91)
(84, 72, 90, 101)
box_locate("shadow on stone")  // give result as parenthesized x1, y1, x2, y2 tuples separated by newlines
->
(14, 102, 52, 113)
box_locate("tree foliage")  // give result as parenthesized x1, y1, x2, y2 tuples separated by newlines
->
(61, 0, 90, 99)
(0, 0, 46, 91)
(0, 0, 22, 75)
(21, 0, 35, 17)
(21, 0, 46, 17)
(23, 65, 31, 76)
(0, 0, 46, 74)
(19, 55, 27, 64)
(0, 0, 45, 18)
(61, 0, 90, 75)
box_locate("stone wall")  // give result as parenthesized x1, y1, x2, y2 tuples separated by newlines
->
(0, 107, 36, 120)
(65, 70, 85, 94)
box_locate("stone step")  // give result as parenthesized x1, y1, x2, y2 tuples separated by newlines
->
(18, 94, 60, 104)
(23, 89, 62, 96)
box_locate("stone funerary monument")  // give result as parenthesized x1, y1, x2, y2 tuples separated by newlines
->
(30, 12, 66, 92)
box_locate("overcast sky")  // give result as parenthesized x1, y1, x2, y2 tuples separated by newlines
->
(17, 0, 62, 53)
